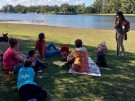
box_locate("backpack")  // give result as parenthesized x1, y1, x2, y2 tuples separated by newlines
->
(60, 44, 70, 61)
(115, 19, 130, 33)
(96, 53, 107, 67)
(122, 20, 130, 32)
(96, 42, 107, 67)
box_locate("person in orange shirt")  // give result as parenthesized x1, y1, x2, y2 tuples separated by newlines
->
(68, 39, 89, 72)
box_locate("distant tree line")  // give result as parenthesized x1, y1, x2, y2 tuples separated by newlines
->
(0, 0, 135, 14)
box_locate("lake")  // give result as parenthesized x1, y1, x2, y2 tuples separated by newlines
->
(0, 13, 135, 30)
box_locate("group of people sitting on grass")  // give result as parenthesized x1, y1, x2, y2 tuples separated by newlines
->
(2, 32, 90, 101)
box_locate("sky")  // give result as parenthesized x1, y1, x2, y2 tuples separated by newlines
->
(0, 0, 95, 8)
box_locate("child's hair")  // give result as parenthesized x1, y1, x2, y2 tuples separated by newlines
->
(24, 61, 32, 67)
(39, 33, 45, 40)
(38, 33, 45, 50)
(75, 39, 82, 48)
(28, 50, 36, 57)
(116, 11, 125, 20)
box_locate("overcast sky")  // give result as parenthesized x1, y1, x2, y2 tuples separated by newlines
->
(0, 0, 95, 8)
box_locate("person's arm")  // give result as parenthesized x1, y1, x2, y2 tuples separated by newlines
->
(114, 16, 117, 28)
(15, 54, 26, 62)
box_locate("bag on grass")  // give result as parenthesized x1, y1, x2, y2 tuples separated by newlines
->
(96, 41, 107, 67)
(60, 44, 70, 61)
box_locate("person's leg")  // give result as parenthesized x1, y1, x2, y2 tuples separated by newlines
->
(45, 49, 60, 57)
(118, 34, 125, 57)
(46, 42, 57, 50)
(26, 84, 47, 101)
(13, 63, 24, 73)
(120, 35, 125, 57)
(19, 84, 47, 101)
(117, 35, 121, 57)
(19, 84, 35, 101)
(35, 87, 47, 101)
(36, 60, 47, 70)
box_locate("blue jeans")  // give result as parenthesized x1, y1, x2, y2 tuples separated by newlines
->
(13, 55, 27, 73)
(45, 42, 60, 57)
(13, 63, 24, 73)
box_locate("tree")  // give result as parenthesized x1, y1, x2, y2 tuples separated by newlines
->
(2, 5, 15, 13)
(120, 0, 134, 13)
(92, 0, 103, 13)
(60, 3, 70, 14)
(1, 1, 135, 14)
(76, 3, 86, 14)
(15, 4, 27, 13)
(53, 5, 60, 14)
(85, 6, 97, 14)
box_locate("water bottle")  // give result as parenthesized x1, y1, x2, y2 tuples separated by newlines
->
(9, 70, 14, 80)
(38, 67, 42, 78)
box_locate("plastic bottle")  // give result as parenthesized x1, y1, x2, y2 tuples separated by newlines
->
(9, 70, 14, 80)
(38, 67, 42, 78)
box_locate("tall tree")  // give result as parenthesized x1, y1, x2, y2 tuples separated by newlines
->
(15, 4, 27, 13)
(92, 0, 103, 13)
(2, 5, 15, 13)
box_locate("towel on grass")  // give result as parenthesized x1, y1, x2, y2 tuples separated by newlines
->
(53, 61, 68, 67)
(68, 57, 101, 76)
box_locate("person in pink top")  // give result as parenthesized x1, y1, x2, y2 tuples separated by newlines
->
(3, 38, 29, 73)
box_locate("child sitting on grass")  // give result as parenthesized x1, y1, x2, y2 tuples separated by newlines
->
(67, 39, 89, 72)
(17, 61, 47, 101)
(28, 50, 48, 72)
(96, 41, 107, 67)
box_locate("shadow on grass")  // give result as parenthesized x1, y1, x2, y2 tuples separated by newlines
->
(0, 37, 135, 101)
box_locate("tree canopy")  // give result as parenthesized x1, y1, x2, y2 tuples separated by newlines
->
(0, 0, 135, 14)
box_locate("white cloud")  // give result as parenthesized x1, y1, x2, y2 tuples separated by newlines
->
(75, 0, 85, 5)
(0, 0, 69, 6)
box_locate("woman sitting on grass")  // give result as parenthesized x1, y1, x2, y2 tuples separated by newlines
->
(35, 33, 60, 60)
(3, 38, 29, 73)
(67, 39, 89, 72)
(17, 61, 47, 101)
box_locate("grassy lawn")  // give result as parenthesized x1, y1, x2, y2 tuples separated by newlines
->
(0, 23, 135, 101)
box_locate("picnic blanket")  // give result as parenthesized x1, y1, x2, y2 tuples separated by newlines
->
(68, 57, 101, 76)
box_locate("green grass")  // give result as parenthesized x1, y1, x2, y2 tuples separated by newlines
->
(0, 23, 135, 101)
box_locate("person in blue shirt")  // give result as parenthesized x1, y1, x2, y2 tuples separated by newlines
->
(17, 61, 47, 101)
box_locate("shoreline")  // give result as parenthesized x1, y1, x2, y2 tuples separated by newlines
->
(1, 13, 135, 16)
(0, 22, 116, 31)
(0, 23, 134, 31)
(0, 20, 21, 22)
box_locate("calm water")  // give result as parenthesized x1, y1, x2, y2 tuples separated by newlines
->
(0, 13, 135, 30)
